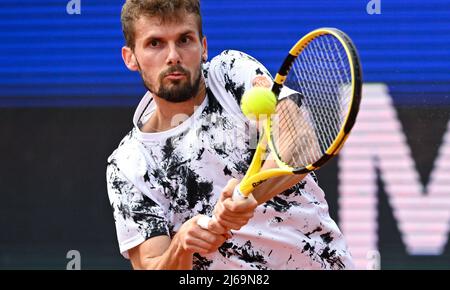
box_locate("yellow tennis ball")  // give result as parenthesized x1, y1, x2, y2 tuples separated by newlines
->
(240, 87, 276, 120)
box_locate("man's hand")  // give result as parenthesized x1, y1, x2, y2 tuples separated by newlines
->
(208, 179, 258, 233)
(176, 215, 230, 255)
(128, 215, 230, 270)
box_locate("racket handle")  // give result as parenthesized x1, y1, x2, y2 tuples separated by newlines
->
(197, 215, 213, 230)
(232, 187, 248, 200)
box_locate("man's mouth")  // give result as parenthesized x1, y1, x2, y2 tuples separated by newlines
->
(165, 71, 186, 80)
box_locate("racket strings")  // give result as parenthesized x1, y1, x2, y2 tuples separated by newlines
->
(273, 34, 352, 169)
(273, 96, 321, 167)
(305, 39, 344, 137)
(296, 48, 338, 147)
(275, 103, 304, 165)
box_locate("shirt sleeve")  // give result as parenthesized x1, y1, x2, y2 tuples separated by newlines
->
(106, 161, 170, 259)
(207, 50, 273, 107)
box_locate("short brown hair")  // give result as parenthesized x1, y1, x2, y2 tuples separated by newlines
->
(121, 0, 203, 50)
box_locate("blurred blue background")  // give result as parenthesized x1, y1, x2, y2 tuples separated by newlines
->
(0, 0, 449, 106)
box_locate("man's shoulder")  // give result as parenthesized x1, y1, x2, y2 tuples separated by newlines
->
(210, 50, 259, 66)
(206, 49, 270, 82)
(107, 128, 148, 178)
(107, 128, 137, 161)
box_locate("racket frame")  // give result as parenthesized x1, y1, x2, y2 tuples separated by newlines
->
(238, 27, 362, 196)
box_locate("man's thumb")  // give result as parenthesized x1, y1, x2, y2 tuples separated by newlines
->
(222, 178, 240, 199)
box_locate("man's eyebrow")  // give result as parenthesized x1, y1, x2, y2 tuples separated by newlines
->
(179, 29, 197, 36)
(143, 30, 197, 42)
(143, 34, 163, 42)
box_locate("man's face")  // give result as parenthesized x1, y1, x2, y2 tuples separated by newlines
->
(131, 14, 206, 103)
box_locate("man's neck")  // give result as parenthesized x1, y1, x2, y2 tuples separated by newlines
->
(141, 81, 206, 133)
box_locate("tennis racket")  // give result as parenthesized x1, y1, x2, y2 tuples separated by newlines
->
(198, 27, 362, 229)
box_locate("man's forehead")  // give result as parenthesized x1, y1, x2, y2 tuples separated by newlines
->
(134, 13, 199, 37)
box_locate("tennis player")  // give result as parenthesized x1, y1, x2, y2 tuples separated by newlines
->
(106, 0, 353, 270)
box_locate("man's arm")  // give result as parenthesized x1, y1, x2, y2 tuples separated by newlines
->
(251, 157, 307, 205)
(128, 215, 229, 270)
(208, 165, 305, 234)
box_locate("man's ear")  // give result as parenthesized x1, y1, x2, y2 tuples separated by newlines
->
(201, 36, 208, 63)
(122, 46, 139, 71)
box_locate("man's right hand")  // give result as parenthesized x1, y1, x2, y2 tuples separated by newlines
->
(128, 215, 230, 270)
(176, 215, 231, 255)
(207, 179, 258, 233)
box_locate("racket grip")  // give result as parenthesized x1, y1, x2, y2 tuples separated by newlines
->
(232, 187, 248, 200)
(197, 215, 213, 230)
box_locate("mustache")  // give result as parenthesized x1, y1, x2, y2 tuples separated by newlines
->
(161, 65, 189, 77)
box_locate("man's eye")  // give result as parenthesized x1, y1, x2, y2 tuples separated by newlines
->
(150, 40, 159, 47)
(180, 37, 190, 44)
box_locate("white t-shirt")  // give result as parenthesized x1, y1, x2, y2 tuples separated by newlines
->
(106, 50, 353, 270)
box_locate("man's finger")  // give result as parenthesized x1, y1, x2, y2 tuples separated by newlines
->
(221, 178, 240, 200)
(223, 194, 258, 213)
(208, 216, 228, 235)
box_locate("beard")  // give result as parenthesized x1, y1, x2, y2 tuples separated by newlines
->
(141, 64, 202, 103)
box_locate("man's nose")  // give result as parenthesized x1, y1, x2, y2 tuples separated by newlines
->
(166, 43, 181, 65)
